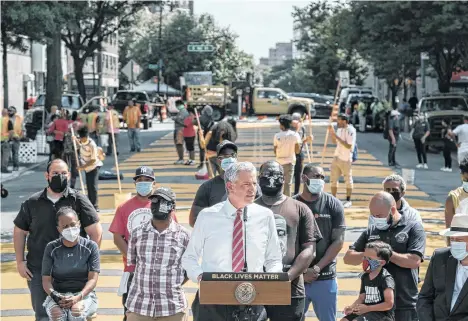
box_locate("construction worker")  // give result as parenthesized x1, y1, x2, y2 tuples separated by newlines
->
(105, 104, 120, 156)
(1, 108, 13, 173)
(123, 98, 142, 152)
(87, 106, 100, 145)
(8, 106, 23, 171)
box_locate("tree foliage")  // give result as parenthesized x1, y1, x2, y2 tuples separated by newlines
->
(121, 11, 254, 89)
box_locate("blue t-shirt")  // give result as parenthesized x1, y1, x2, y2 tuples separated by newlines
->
(42, 236, 100, 293)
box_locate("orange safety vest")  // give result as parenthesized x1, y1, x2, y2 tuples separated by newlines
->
(123, 106, 141, 129)
(11, 115, 23, 138)
(1, 117, 10, 141)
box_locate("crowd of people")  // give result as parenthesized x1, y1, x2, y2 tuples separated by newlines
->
(6, 100, 468, 321)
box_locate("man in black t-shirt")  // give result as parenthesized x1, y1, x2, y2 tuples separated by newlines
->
(344, 191, 426, 321)
(294, 164, 346, 321)
(13, 159, 102, 321)
(342, 241, 395, 321)
(256, 160, 322, 321)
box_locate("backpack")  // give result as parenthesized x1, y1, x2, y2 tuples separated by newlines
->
(352, 143, 358, 162)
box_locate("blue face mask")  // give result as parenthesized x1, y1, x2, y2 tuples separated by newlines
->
(136, 182, 153, 197)
(306, 178, 324, 195)
(221, 157, 237, 171)
(451, 241, 468, 261)
(363, 258, 381, 273)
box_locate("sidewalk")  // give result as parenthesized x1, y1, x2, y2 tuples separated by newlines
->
(0, 155, 49, 183)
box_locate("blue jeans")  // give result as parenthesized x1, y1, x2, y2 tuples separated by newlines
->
(127, 128, 140, 151)
(303, 278, 337, 321)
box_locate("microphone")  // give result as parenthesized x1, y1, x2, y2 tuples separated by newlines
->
(242, 207, 248, 272)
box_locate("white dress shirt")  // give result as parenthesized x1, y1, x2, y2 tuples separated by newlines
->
(334, 124, 356, 162)
(182, 199, 283, 283)
(451, 262, 468, 311)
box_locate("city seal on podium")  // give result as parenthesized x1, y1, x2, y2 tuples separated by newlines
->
(234, 282, 256, 304)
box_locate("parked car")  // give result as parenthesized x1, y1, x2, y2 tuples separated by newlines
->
(288, 93, 334, 118)
(418, 92, 468, 148)
(111, 90, 155, 129)
(24, 93, 84, 139)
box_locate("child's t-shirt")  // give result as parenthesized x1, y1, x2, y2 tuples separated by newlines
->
(360, 268, 395, 315)
(183, 115, 196, 137)
(273, 129, 301, 165)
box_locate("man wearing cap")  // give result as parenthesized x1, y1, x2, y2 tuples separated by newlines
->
(418, 213, 468, 320)
(109, 166, 178, 320)
(126, 187, 190, 321)
(329, 113, 356, 208)
(344, 191, 426, 321)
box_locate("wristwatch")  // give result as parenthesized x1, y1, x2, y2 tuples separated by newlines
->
(312, 265, 321, 274)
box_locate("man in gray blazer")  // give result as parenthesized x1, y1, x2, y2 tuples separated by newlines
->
(417, 213, 468, 321)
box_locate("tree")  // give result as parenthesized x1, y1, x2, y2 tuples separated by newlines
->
(292, 1, 368, 95)
(123, 12, 253, 89)
(59, 1, 145, 100)
(262, 59, 315, 92)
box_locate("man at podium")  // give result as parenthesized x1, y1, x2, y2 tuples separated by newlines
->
(182, 162, 283, 321)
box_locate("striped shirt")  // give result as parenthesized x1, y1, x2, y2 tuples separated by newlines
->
(123, 106, 142, 129)
(126, 220, 190, 317)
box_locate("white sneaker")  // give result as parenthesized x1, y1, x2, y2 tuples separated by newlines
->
(423, 164, 428, 169)
(416, 164, 423, 168)
(174, 160, 184, 165)
(342, 201, 352, 208)
(441, 167, 447, 171)
(447, 168, 453, 172)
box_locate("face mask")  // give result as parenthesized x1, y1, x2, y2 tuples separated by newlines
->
(369, 215, 390, 230)
(390, 191, 402, 202)
(136, 182, 153, 197)
(306, 178, 324, 195)
(177, 105, 185, 111)
(151, 199, 174, 220)
(49, 174, 68, 193)
(8, 112, 14, 117)
(451, 241, 468, 261)
(220, 157, 237, 171)
(463, 181, 468, 192)
(62, 226, 80, 242)
(362, 258, 381, 273)
(259, 175, 284, 197)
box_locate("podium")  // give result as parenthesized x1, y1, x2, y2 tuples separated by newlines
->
(199, 272, 291, 305)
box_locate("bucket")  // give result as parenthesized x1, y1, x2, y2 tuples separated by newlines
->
(401, 168, 415, 185)
(114, 192, 132, 208)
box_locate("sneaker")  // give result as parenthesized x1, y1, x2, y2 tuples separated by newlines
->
(136, 149, 141, 152)
(130, 149, 135, 152)
(13, 167, 19, 171)
(447, 168, 453, 172)
(416, 164, 423, 169)
(423, 164, 428, 169)
(342, 201, 352, 208)
(185, 160, 196, 166)
(174, 160, 184, 165)
(441, 167, 447, 172)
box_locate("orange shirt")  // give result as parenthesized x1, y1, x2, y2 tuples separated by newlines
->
(123, 106, 141, 129)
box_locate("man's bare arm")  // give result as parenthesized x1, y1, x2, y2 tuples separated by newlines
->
(316, 228, 345, 270)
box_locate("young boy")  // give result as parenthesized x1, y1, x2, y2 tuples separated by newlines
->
(273, 114, 301, 196)
(341, 241, 395, 321)
(183, 107, 196, 165)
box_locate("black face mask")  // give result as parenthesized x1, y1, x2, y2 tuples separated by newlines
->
(259, 176, 284, 197)
(8, 113, 14, 117)
(49, 174, 68, 193)
(390, 191, 402, 203)
(151, 199, 174, 221)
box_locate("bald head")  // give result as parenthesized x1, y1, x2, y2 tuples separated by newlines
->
(369, 191, 398, 219)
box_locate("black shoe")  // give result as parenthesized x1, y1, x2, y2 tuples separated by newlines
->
(130, 149, 135, 152)
(106, 153, 111, 156)
(137, 149, 141, 152)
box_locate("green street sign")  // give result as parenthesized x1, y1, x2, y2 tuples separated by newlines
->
(148, 64, 159, 70)
(187, 44, 215, 52)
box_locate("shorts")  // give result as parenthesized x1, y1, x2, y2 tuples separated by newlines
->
(43, 291, 98, 321)
(174, 129, 184, 145)
(330, 157, 353, 189)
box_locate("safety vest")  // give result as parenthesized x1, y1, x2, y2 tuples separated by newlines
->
(108, 110, 120, 131)
(1, 117, 10, 141)
(11, 115, 23, 138)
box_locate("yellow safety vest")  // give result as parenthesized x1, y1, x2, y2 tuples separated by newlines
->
(87, 113, 98, 132)
(1, 117, 10, 141)
(108, 110, 120, 130)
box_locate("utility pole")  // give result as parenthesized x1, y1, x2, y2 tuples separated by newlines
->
(421, 52, 429, 96)
(157, 3, 163, 95)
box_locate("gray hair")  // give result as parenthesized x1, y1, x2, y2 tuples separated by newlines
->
(382, 174, 406, 192)
(224, 162, 257, 184)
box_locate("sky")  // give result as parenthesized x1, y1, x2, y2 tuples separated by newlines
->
(194, 0, 309, 62)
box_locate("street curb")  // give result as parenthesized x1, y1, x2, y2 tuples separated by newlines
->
(1, 158, 49, 183)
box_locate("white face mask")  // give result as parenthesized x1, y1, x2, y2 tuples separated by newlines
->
(62, 226, 80, 242)
(369, 216, 390, 230)
(463, 181, 468, 192)
(451, 241, 468, 261)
